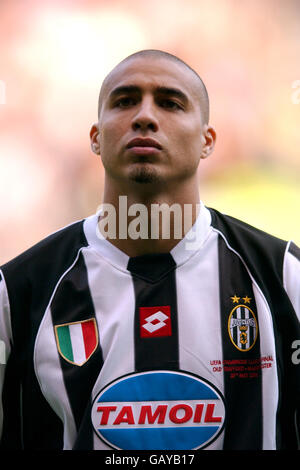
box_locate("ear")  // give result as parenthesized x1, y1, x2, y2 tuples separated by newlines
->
(90, 123, 101, 155)
(200, 125, 216, 159)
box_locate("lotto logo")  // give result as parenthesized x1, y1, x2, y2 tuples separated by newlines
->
(140, 306, 171, 338)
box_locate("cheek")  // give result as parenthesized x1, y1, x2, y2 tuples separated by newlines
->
(100, 122, 117, 145)
(99, 120, 128, 172)
(100, 113, 125, 140)
(99, 123, 123, 160)
(171, 125, 203, 159)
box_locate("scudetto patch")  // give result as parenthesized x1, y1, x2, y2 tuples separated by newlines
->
(91, 370, 226, 450)
(54, 318, 98, 366)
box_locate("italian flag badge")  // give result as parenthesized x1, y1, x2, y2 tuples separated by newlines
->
(54, 318, 98, 366)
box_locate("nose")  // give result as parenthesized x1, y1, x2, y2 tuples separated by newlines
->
(131, 97, 159, 132)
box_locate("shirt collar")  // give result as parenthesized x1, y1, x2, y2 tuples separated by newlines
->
(83, 201, 212, 271)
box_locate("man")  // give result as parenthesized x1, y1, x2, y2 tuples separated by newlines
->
(0, 50, 299, 451)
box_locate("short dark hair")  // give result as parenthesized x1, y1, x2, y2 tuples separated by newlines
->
(98, 49, 209, 124)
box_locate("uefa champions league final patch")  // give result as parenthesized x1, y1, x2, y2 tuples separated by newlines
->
(91, 370, 226, 450)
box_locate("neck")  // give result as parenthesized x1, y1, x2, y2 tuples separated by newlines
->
(98, 179, 201, 257)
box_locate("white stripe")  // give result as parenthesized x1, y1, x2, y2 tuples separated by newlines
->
(244, 307, 250, 350)
(69, 323, 86, 365)
(283, 246, 300, 320)
(236, 307, 242, 349)
(81, 247, 136, 450)
(253, 284, 278, 449)
(0, 273, 12, 441)
(245, 307, 250, 350)
(176, 230, 225, 450)
(238, 306, 250, 350)
(211, 227, 279, 449)
(34, 248, 85, 449)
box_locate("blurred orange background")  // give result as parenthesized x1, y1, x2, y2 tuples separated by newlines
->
(0, 0, 299, 264)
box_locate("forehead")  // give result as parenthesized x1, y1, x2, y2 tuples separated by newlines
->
(101, 56, 201, 102)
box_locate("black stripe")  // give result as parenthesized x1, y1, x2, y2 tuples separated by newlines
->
(50, 251, 104, 449)
(127, 253, 179, 371)
(289, 241, 300, 262)
(209, 208, 300, 449)
(1, 221, 88, 449)
(218, 235, 263, 449)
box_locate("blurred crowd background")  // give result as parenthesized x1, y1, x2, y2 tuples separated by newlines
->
(0, 0, 299, 264)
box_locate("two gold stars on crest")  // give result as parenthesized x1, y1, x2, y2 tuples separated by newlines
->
(231, 295, 251, 304)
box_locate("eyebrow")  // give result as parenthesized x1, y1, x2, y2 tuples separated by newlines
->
(108, 85, 189, 104)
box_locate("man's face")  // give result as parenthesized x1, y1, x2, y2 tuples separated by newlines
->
(91, 56, 215, 189)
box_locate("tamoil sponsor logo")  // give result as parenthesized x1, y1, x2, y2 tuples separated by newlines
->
(91, 370, 226, 450)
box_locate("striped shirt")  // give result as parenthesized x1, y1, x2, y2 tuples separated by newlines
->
(0, 203, 299, 450)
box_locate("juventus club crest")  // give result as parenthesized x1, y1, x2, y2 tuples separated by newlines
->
(228, 295, 258, 352)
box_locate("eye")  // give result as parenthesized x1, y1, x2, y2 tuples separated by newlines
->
(160, 99, 182, 110)
(115, 97, 136, 108)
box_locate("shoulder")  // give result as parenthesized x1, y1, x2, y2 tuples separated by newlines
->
(0, 219, 88, 289)
(208, 206, 299, 318)
(208, 207, 287, 251)
(208, 207, 288, 272)
(283, 241, 300, 320)
(286, 241, 300, 263)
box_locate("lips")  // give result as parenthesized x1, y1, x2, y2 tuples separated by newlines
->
(126, 138, 162, 150)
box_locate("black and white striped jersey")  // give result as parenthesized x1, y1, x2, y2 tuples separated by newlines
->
(0, 203, 299, 450)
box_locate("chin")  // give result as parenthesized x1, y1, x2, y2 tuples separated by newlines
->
(128, 166, 160, 184)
